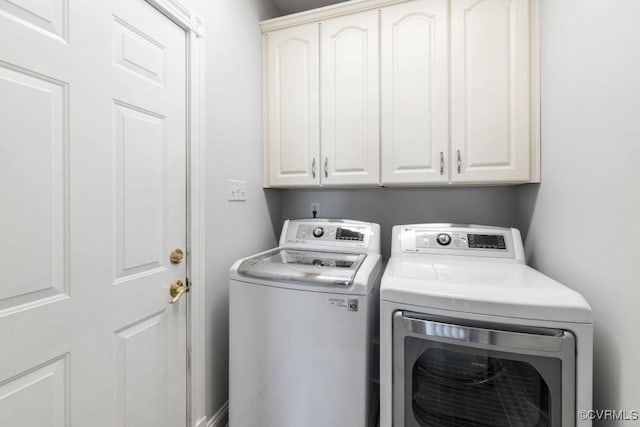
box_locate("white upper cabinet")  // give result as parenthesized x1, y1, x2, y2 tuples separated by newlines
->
(261, 0, 539, 188)
(380, 0, 449, 185)
(320, 11, 380, 186)
(450, 0, 532, 183)
(266, 23, 320, 187)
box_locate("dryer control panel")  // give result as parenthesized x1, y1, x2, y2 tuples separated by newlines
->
(393, 224, 524, 261)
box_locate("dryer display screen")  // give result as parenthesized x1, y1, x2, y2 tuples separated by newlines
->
(467, 234, 506, 250)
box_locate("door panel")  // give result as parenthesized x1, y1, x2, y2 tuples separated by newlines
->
(112, 0, 187, 425)
(381, 0, 449, 185)
(115, 313, 169, 427)
(451, 0, 531, 183)
(0, 0, 67, 41)
(0, 64, 67, 308)
(320, 11, 379, 186)
(113, 17, 166, 85)
(114, 102, 166, 280)
(267, 23, 320, 187)
(0, 354, 68, 427)
(0, 0, 188, 425)
(0, 0, 77, 417)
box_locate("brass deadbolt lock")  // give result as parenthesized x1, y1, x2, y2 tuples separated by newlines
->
(170, 248, 184, 264)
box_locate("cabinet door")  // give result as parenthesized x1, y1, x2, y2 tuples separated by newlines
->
(451, 0, 531, 183)
(267, 23, 320, 187)
(381, 0, 449, 185)
(320, 11, 379, 186)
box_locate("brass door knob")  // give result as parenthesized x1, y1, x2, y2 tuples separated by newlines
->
(169, 280, 189, 304)
(170, 248, 184, 264)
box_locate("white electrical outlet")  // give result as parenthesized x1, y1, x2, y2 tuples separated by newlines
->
(228, 179, 246, 201)
(311, 202, 320, 218)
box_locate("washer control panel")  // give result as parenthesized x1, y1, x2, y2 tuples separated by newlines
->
(296, 224, 365, 242)
(280, 219, 380, 254)
(395, 224, 518, 259)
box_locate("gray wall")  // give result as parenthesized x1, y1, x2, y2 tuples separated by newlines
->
(271, 0, 347, 14)
(187, 0, 281, 419)
(516, 0, 640, 415)
(280, 187, 518, 258)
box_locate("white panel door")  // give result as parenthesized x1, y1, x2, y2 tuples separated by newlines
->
(380, 0, 449, 185)
(451, 0, 531, 183)
(320, 10, 379, 186)
(0, 0, 188, 425)
(111, 0, 187, 425)
(267, 23, 320, 187)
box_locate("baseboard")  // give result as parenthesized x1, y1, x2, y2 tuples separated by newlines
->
(206, 401, 229, 427)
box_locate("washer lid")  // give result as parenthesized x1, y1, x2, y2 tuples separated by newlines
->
(381, 258, 592, 323)
(237, 248, 366, 287)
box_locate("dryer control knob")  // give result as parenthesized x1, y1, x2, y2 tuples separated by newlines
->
(436, 233, 452, 246)
(312, 227, 324, 238)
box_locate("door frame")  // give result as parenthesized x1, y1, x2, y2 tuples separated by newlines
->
(143, 1, 206, 426)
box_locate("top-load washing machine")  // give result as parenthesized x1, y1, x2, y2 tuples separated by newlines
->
(229, 219, 382, 427)
(380, 224, 593, 427)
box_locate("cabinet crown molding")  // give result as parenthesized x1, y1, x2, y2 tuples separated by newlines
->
(260, 0, 409, 32)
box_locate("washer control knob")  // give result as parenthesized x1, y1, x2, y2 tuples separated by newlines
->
(312, 227, 324, 238)
(436, 233, 452, 246)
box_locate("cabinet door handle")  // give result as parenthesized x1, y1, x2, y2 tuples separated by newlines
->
(456, 150, 462, 174)
(312, 158, 316, 178)
(439, 152, 444, 176)
(324, 157, 328, 178)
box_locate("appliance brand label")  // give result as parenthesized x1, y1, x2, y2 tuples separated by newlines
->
(328, 298, 347, 309)
(328, 297, 358, 312)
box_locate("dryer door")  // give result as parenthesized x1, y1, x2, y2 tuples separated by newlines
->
(393, 312, 576, 427)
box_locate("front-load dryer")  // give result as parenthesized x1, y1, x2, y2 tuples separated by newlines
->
(230, 219, 382, 427)
(380, 224, 593, 427)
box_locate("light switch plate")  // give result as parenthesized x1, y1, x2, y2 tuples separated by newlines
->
(228, 179, 246, 201)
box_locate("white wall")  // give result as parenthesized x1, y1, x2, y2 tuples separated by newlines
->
(517, 0, 640, 415)
(280, 187, 518, 258)
(186, 0, 281, 419)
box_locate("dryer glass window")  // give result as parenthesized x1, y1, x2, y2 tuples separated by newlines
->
(410, 346, 552, 426)
(393, 313, 575, 427)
